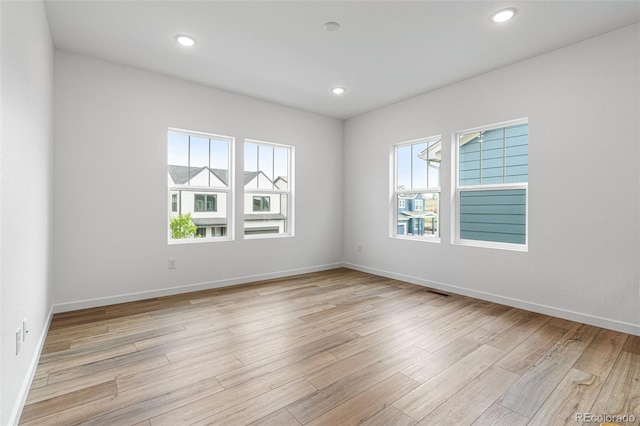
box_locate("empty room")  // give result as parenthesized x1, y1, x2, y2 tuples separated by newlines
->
(2, 0, 639, 425)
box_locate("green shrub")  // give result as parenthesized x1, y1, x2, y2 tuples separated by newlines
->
(170, 213, 197, 239)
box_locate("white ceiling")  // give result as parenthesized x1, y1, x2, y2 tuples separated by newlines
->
(43, 1, 640, 119)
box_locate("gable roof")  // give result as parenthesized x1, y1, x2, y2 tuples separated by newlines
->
(169, 166, 280, 188)
(244, 171, 260, 186)
(243, 170, 275, 187)
(168, 165, 229, 186)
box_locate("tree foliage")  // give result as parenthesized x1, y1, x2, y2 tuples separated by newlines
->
(170, 213, 197, 239)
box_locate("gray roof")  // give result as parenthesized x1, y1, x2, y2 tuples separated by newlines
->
(397, 193, 424, 199)
(244, 170, 274, 186)
(168, 165, 229, 186)
(191, 217, 227, 226)
(400, 211, 436, 219)
(169, 166, 272, 187)
(211, 169, 229, 185)
(244, 171, 260, 185)
(244, 213, 286, 221)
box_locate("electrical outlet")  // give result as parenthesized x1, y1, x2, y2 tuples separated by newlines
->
(16, 328, 21, 355)
(168, 258, 176, 269)
(23, 318, 28, 341)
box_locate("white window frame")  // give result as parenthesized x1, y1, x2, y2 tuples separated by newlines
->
(390, 135, 441, 242)
(167, 128, 234, 244)
(244, 139, 294, 239)
(452, 118, 528, 251)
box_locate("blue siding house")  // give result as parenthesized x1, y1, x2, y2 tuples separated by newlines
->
(458, 123, 528, 244)
(397, 194, 437, 236)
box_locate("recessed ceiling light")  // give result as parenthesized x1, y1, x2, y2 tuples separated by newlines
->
(324, 21, 341, 32)
(176, 35, 196, 47)
(491, 8, 516, 23)
(332, 87, 346, 95)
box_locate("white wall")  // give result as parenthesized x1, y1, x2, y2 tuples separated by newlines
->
(343, 24, 640, 334)
(53, 51, 344, 310)
(0, 1, 54, 424)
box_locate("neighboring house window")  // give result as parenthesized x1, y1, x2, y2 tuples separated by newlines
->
(213, 226, 226, 237)
(454, 119, 528, 249)
(194, 194, 216, 212)
(244, 140, 293, 238)
(392, 136, 441, 240)
(167, 129, 233, 242)
(253, 196, 270, 212)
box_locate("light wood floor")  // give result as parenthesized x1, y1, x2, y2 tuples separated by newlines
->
(20, 268, 640, 425)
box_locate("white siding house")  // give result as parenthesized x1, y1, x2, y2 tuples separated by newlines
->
(243, 172, 288, 235)
(168, 165, 229, 238)
(168, 166, 289, 237)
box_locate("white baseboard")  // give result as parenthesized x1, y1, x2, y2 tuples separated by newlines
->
(8, 305, 54, 426)
(54, 261, 640, 335)
(343, 262, 640, 336)
(53, 263, 344, 313)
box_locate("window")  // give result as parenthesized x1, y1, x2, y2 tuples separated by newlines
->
(454, 119, 528, 249)
(252, 196, 271, 212)
(392, 136, 441, 239)
(167, 129, 233, 242)
(244, 140, 293, 237)
(194, 194, 216, 212)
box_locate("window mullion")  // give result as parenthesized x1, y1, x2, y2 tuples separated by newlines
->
(502, 128, 506, 184)
(479, 133, 483, 185)
(410, 144, 414, 190)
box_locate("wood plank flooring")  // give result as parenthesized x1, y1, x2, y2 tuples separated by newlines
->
(19, 268, 640, 425)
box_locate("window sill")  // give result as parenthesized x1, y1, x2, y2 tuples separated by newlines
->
(391, 235, 441, 243)
(168, 237, 233, 245)
(453, 239, 528, 252)
(244, 233, 294, 240)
